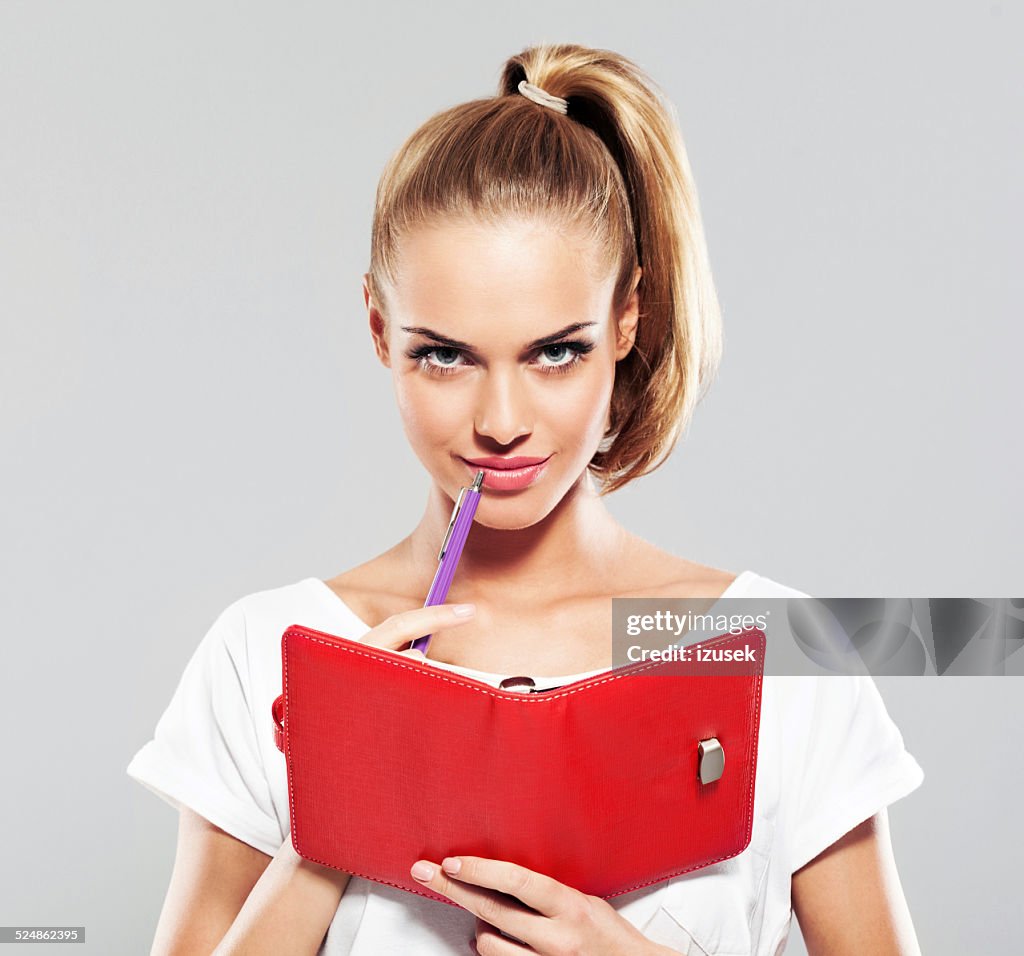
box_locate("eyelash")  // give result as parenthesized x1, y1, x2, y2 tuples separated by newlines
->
(405, 340, 596, 378)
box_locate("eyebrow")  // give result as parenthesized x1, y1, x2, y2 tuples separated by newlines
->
(399, 321, 599, 352)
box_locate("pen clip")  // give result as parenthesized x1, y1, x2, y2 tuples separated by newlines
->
(438, 487, 468, 562)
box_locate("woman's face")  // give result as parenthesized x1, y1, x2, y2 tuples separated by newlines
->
(367, 217, 639, 530)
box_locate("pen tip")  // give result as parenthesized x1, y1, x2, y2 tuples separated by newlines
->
(472, 470, 485, 491)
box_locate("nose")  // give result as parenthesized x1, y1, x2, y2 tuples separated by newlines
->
(473, 367, 533, 446)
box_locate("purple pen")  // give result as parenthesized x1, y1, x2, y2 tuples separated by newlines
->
(408, 469, 485, 656)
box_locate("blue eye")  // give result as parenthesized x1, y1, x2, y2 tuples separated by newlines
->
(405, 340, 595, 378)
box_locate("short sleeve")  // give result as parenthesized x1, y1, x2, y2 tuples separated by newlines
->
(786, 674, 925, 873)
(126, 600, 284, 856)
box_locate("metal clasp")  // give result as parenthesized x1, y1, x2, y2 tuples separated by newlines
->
(438, 487, 468, 561)
(698, 737, 725, 784)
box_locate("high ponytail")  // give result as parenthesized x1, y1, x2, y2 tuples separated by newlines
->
(368, 42, 723, 495)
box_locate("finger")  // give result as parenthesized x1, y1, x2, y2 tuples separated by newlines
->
(359, 603, 476, 654)
(436, 855, 573, 919)
(474, 915, 531, 952)
(411, 859, 542, 945)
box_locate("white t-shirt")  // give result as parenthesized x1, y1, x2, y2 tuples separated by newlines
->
(127, 571, 925, 955)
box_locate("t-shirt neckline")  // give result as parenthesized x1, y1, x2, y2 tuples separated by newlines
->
(304, 569, 755, 687)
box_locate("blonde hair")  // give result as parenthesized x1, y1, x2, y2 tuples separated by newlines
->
(368, 42, 723, 495)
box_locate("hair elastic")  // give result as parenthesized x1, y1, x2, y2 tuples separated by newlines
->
(517, 79, 568, 115)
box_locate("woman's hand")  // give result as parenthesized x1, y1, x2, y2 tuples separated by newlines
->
(410, 855, 671, 955)
(356, 600, 479, 660)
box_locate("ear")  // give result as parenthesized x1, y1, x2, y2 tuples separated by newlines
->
(613, 266, 642, 361)
(365, 273, 391, 368)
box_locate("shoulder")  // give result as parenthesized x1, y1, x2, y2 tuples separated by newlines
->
(232, 577, 322, 618)
(734, 571, 811, 599)
(617, 536, 739, 597)
(619, 536, 810, 599)
(204, 577, 342, 666)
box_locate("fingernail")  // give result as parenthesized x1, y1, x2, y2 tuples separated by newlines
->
(452, 604, 476, 617)
(442, 856, 462, 874)
(411, 861, 435, 880)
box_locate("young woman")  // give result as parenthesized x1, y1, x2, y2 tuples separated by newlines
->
(128, 43, 925, 955)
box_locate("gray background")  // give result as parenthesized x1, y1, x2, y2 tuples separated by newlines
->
(1, 1, 1019, 953)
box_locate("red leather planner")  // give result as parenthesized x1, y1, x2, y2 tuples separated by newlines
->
(271, 624, 765, 906)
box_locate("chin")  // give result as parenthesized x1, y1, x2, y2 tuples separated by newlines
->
(467, 489, 564, 532)
(471, 511, 541, 532)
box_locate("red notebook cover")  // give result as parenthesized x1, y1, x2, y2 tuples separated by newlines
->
(271, 624, 765, 905)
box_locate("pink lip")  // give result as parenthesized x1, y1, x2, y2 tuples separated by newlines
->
(459, 455, 552, 491)
(462, 455, 551, 470)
